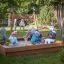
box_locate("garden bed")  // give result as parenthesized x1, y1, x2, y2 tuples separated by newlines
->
(0, 41, 63, 56)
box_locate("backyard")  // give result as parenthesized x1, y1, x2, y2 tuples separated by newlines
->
(0, 28, 63, 64)
(0, 0, 64, 64)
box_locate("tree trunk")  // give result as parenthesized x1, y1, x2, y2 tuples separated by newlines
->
(57, 4, 64, 42)
(61, 4, 64, 42)
(54, 3, 63, 41)
(8, 13, 11, 26)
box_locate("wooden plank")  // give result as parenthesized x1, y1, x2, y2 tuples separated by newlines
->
(0, 44, 6, 55)
(6, 47, 59, 56)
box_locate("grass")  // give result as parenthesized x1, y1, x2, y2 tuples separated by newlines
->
(5, 29, 62, 40)
(0, 51, 63, 64)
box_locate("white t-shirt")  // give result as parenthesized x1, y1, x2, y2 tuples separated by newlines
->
(45, 38, 55, 44)
(19, 19, 25, 27)
(48, 26, 54, 31)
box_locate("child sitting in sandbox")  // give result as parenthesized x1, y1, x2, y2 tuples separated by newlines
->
(25, 25, 44, 45)
(44, 26, 56, 44)
(9, 31, 18, 46)
(30, 30, 41, 44)
(25, 25, 37, 41)
(0, 26, 8, 45)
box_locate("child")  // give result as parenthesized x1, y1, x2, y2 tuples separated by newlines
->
(31, 30, 41, 44)
(45, 29, 56, 44)
(0, 27, 7, 42)
(19, 19, 25, 29)
(25, 25, 37, 41)
(9, 31, 17, 46)
(48, 30, 56, 39)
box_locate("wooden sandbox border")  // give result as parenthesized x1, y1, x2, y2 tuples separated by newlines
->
(0, 41, 64, 56)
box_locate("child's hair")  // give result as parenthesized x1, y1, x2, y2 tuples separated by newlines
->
(11, 31, 16, 35)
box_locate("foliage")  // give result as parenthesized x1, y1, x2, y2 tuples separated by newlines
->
(28, 1, 39, 14)
(16, 0, 32, 14)
(0, 0, 63, 27)
(0, 1, 7, 19)
(38, 5, 54, 25)
(36, 0, 59, 28)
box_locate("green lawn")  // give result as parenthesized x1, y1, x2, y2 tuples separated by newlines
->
(0, 29, 61, 41)
(6, 29, 62, 40)
(0, 51, 63, 64)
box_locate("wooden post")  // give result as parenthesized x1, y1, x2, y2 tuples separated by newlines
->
(10, 12, 13, 31)
(33, 11, 37, 27)
(8, 13, 11, 26)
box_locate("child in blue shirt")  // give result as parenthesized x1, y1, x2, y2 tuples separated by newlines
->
(9, 31, 17, 46)
(31, 30, 41, 44)
(25, 26, 36, 41)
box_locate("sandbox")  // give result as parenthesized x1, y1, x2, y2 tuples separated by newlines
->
(0, 41, 63, 56)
